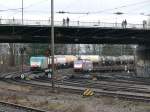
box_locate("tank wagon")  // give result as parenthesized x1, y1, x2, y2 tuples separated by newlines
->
(101, 55, 134, 66)
(79, 55, 100, 65)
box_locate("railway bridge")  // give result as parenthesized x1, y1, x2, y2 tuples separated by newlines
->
(0, 19, 149, 44)
(0, 19, 150, 77)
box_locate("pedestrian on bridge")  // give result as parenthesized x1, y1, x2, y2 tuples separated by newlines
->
(122, 20, 124, 28)
(63, 18, 65, 26)
(143, 20, 147, 29)
(122, 20, 127, 28)
(66, 17, 70, 26)
(48, 17, 51, 23)
(13, 17, 15, 24)
(124, 19, 127, 28)
(77, 20, 80, 26)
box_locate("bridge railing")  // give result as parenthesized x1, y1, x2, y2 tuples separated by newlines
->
(0, 18, 149, 29)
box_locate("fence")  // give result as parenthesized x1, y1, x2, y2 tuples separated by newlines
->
(0, 18, 149, 29)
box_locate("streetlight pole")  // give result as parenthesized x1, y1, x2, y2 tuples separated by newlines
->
(22, 0, 23, 24)
(51, 0, 55, 90)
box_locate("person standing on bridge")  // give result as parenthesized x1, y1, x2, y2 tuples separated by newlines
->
(0, 18, 1, 24)
(63, 18, 65, 26)
(13, 17, 15, 24)
(66, 17, 70, 26)
(143, 20, 147, 29)
(48, 17, 51, 24)
(124, 19, 127, 28)
(77, 20, 80, 26)
(122, 20, 124, 28)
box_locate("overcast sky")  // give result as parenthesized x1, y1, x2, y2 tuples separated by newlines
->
(0, 0, 150, 23)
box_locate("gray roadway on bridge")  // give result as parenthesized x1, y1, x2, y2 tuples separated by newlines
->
(0, 24, 150, 44)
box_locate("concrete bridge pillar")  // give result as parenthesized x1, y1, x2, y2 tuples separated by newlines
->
(136, 45, 150, 77)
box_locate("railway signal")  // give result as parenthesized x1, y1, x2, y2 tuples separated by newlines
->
(45, 49, 51, 57)
(19, 47, 26, 73)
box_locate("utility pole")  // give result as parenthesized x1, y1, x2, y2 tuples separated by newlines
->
(134, 46, 137, 76)
(51, 0, 55, 90)
(22, 0, 23, 24)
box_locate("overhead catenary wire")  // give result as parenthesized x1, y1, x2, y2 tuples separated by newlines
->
(54, 0, 150, 22)
(56, 0, 150, 15)
(0, 0, 149, 21)
(0, 0, 49, 19)
(91, 0, 150, 14)
(0, 0, 49, 12)
(0, 0, 149, 14)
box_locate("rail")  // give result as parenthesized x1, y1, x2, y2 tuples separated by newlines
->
(0, 18, 150, 29)
(0, 101, 46, 112)
(8, 78, 150, 102)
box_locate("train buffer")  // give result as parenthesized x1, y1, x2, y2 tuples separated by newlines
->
(83, 88, 94, 97)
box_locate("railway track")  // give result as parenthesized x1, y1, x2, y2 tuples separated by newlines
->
(72, 73, 150, 86)
(0, 71, 22, 79)
(2, 71, 150, 102)
(0, 101, 47, 112)
(33, 78, 150, 94)
(0, 71, 45, 79)
(95, 73, 150, 85)
(3, 77, 150, 102)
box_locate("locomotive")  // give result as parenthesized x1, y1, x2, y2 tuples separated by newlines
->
(30, 55, 77, 71)
(73, 59, 93, 72)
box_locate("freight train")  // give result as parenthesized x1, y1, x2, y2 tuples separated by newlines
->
(74, 55, 134, 72)
(30, 55, 134, 72)
(101, 55, 134, 66)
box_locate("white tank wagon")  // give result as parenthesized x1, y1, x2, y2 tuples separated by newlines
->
(79, 55, 101, 64)
(119, 55, 134, 65)
(126, 55, 134, 64)
(103, 56, 117, 66)
(56, 55, 78, 68)
(64, 55, 78, 67)
(115, 57, 121, 65)
(53, 55, 67, 68)
(100, 56, 106, 65)
(119, 56, 127, 64)
(99, 55, 134, 66)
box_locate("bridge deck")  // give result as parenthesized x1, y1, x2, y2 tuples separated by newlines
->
(0, 19, 149, 44)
